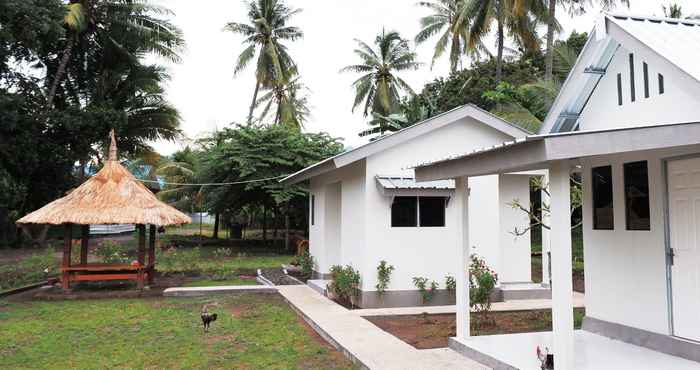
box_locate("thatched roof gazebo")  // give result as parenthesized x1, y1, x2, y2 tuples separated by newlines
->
(17, 131, 191, 290)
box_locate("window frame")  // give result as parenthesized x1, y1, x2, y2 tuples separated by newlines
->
(623, 161, 651, 231)
(592, 165, 615, 230)
(310, 195, 315, 226)
(390, 196, 447, 228)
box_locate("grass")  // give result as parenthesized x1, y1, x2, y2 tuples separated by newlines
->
(0, 294, 357, 370)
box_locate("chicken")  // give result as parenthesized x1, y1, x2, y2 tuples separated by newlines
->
(200, 304, 218, 333)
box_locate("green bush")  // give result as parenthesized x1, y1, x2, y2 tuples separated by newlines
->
(375, 260, 394, 295)
(328, 265, 361, 307)
(297, 251, 314, 277)
(0, 249, 56, 291)
(469, 253, 498, 324)
(412, 277, 438, 303)
(94, 240, 131, 264)
(445, 275, 456, 291)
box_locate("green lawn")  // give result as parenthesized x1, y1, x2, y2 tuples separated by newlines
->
(0, 294, 356, 370)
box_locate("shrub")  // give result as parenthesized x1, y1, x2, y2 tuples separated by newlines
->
(213, 247, 232, 259)
(328, 265, 361, 308)
(94, 240, 131, 264)
(375, 260, 394, 295)
(445, 275, 456, 291)
(469, 253, 498, 325)
(157, 247, 202, 274)
(413, 277, 438, 304)
(297, 251, 314, 277)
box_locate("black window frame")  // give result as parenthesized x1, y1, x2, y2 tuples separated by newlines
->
(390, 196, 446, 228)
(419, 197, 447, 227)
(592, 165, 615, 230)
(623, 161, 651, 231)
(310, 195, 315, 225)
(629, 54, 636, 102)
(616, 73, 623, 106)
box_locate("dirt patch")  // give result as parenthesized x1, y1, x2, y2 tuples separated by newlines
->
(366, 309, 585, 349)
(229, 304, 254, 318)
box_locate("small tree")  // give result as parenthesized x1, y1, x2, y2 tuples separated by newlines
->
(375, 260, 395, 296)
(469, 254, 498, 327)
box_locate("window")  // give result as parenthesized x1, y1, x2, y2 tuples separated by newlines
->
(592, 166, 614, 230)
(419, 197, 446, 227)
(624, 161, 651, 230)
(643, 62, 649, 98)
(310, 195, 315, 225)
(616, 73, 623, 106)
(391, 197, 418, 227)
(391, 196, 446, 227)
(658, 73, 665, 94)
(629, 54, 636, 102)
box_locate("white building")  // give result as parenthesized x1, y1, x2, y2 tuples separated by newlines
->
(282, 105, 547, 308)
(414, 13, 700, 369)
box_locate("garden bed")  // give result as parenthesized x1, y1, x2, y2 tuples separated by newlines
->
(259, 268, 304, 285)
(364, 308, 586, 349)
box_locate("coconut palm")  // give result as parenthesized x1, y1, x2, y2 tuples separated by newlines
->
(341, 30, 422, 119)
(255, 77, 310, 127)
(415, 0, 489, 72)
(543, 0, 629, 82)
(461, 0, 547, 83)
(46, 0, 184, 108)
(225, 0, 303, 124)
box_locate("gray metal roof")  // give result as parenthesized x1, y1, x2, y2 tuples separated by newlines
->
(375, 175, 454, 190)
(542, 13, 700, 134)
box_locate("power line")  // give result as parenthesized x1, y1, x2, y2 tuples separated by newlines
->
(136, 174, 288, 187)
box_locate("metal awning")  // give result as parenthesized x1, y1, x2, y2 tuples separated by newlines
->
(414, 121, 700, 181)
(375, 175, 455, 197)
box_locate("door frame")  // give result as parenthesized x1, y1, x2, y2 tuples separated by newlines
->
(662, 153, 700, 339)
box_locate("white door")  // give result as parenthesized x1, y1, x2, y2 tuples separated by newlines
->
(668, 157, 700, 342)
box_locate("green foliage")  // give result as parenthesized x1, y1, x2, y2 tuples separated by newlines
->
(0, 249, 56, 291)
(157, 246, 203, 273)
(412, 276, 439, 303)
(297, 251, 315, 277)
(213, 247, 233, 259)
(445, 274, 456, 291)
(328, 265, 361, 307)
(93, 240, 131, 264)
(469, 254, 498, 321)
(375, 260, 395, 295)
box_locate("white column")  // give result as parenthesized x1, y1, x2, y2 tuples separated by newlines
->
(549, 161, 574, 368)
(541, 171, 551, 287)
(455, 176, 470, 339)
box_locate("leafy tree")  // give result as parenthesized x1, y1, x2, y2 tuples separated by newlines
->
(225, 0, 303, 124)
(461, 0, 547, 83)
(341, 29, 422, 136)
(415, 0, 488, 72)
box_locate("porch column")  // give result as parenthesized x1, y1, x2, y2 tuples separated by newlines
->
(549, 161, 574, 368)
(541, 171, 551, 287)
(455, 176, 470, 339)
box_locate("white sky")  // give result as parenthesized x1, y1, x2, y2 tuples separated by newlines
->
(151, 0, 699, 155)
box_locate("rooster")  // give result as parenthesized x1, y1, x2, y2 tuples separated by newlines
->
(200, 304, 218, 333)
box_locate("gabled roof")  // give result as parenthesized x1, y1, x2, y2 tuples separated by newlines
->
(280, 104, 530, 185)
(541, 12, 700, 134)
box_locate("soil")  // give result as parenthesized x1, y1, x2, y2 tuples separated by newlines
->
(259, 268, 303, 286)
(365, 309, 585, 350)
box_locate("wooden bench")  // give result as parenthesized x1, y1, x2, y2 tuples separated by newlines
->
(61, 263, 153, 287)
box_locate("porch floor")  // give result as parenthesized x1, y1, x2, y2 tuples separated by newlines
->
(451, 330, 700, 370)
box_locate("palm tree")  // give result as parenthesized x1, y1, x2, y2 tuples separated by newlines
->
(225, 0, 303, 124)
(340, 30, 422, 120)
(46, 0, 184, 109)
(462, 0, 546, 83)
(415, 0, 489, 72)
(543, 0, 629, 82)
(255, 77, 310, 127)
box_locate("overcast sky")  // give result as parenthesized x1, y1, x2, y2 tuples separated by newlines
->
(150, 0, 699, 155)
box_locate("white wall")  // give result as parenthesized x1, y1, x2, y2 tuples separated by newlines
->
(578, 44, 700, 132)
(499, 174, 532, 283)
(581, 145, 700, 334)
(362, 117, 517, 291)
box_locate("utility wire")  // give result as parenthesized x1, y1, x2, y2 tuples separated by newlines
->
(136, 174, 288, 187)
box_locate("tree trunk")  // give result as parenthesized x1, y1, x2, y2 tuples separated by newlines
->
(496, 6, 504, 84)
(213, 212, 220, 239)
(247, 81, 261, 124)
(262, 204, 268, 241)
(544, 0, 556, 82)
(47, 33, 76, 109)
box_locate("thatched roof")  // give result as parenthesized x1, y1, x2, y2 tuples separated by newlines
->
(17, 131, 191, 226)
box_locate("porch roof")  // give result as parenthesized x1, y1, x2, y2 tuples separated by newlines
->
(414, 121, 700, 181)
(375, 175, 454, 197)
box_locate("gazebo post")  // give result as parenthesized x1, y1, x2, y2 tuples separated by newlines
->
(148, 224, 156, 285)
(80, 225, 89, 265)
(137, 224, 146, 289)
(62, 224, 73, 290)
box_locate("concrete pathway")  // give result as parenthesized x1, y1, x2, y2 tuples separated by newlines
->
(353, 292, 585, 317)
(277, 285, 488, 370)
